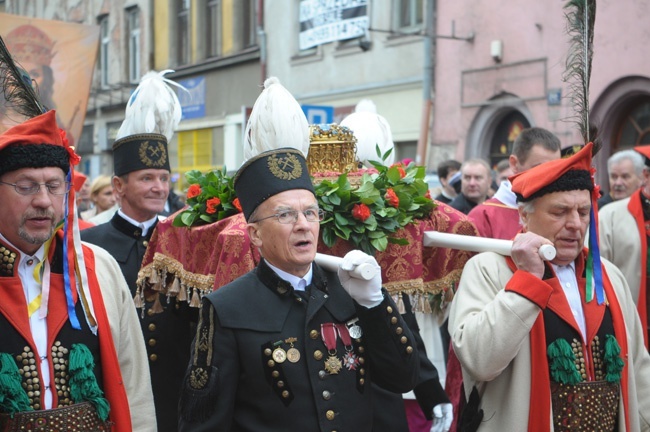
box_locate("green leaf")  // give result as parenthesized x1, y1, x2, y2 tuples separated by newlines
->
(181, 212, 197, 227)
(388, 237, 409, 245)
(334, 212, 350, 226)
(370, 236, 388, 252)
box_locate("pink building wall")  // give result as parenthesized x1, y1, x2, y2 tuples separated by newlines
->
(432, 0, 650, 181)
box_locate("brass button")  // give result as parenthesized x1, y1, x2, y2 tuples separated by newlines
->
(400, 336, 407, 344)
(148, 338, 156, 347)
(359, 368, 365, 375)
(391, 317, 398, 324)
(358, 346, 364, 353)
(358, 357, 365, 365)
(277, 380, 285, 388)
(143, 240, 149, 247)
(326, 410, 335, 421)
(147, 309, 154, 316)
(406, 346, 413, 354)
(318, 370, 327, 379)
(359, 378, 365, 385)
(395, 327, 403, 335)
(282, 390, 290, 398)
(272, 371, 280, 378)
(310, 330, 319, 339)
(386, 306, 393, 313)
(149, 354, 158, 362)
(264, 348, 272, 356)
(267, 360, 275, 367)
(148, 323, 156, 331)
(322, 390, 331, 400)
(314, 350, 323, 360)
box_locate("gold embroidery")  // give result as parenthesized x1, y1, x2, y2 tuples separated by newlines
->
(267, 153, 303, 180)
(138, 140, 168, 168)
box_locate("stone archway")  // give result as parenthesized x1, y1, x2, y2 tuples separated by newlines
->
(465, 93, 534, 161)
(590, 75, 650, 182)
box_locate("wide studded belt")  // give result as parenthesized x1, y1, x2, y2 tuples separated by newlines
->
(550, 380, 620, 432)
(0, 402, 112, 432)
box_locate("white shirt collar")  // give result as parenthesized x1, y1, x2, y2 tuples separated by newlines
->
(493, 180, 518, 208)
(118, 209, 158, 236)
(265, 261, 313, 292)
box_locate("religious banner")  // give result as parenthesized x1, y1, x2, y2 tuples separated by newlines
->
(0, 13, 100, 147)
(299, 0, 369, 50)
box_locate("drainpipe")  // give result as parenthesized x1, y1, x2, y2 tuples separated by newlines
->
(257, 0, 266, 85)
(416, 0, 435, 168)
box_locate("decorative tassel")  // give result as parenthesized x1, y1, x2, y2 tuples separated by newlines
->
(190, 288, 201, 308)
(178, 284, 188, 302)
(423, 293, 433, 314)
(133, 287, 143, 309)
(151, 294, 164, 314)
(0, 353, 32, 416)
(604, 334, 625, 383)
(148, 269, 160, 286)
(68, 344, 110, 421)
(169, 277, 181, 296)
(547, 339, 582, 385)
(394, 292, 406, 314)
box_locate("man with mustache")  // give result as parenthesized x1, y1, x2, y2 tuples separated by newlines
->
(449, 143, 650, 431)
(0, 110, 155, 431)
(597, 149, 644, 210)
(82, 71, 194, 431)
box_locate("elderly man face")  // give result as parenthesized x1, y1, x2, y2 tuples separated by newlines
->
(520, 189, 591, 266)
(247, 189, 320, 277)
(609, 158, 641, 200)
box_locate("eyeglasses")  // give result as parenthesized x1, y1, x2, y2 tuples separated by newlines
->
(252, 208, 325, 224)
(0, 180, 71, 196)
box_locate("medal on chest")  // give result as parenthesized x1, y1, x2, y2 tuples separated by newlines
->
(346, 318, 363, 339)
(336, 323, 359, 371)
(285, 337, 301, 363)
(321, 323, 343, 374)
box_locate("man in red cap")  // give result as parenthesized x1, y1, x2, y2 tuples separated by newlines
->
(599, 145, 650, 350)
(0, 111, 156, 431)
(448, 143, 650, 431)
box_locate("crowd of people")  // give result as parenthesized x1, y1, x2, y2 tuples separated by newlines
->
(1, 37, 649, 430)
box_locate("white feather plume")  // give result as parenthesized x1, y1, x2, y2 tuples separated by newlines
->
(116, 69, 187, 142)
(244, 77, 310, 161)
(340, 99, 395, 166)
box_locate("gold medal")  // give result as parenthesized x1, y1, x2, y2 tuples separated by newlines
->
(287, 347, 301, 363)
(272, 347, 287, 363)
(324, 355, 342, 374)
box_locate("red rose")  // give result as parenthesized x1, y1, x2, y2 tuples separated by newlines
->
(233, 197, 242, 212)
(352, 203, 371, 222)
(385, 188, 399, 208)
(187, 184, 201, 199)
(206, 197, 221, 214)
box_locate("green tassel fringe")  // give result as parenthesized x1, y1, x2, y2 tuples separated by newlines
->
(0, 352, 33, 416)
(604, 334, 624, 383)
(68, 344, 110, 421)
(547, 339, 582, 385)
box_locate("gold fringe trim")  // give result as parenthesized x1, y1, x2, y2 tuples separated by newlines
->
(135, 252, 215, 313)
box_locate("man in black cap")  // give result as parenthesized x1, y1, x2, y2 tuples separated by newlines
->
(82, 71, 193, 431)
(178, 148, 420, 431)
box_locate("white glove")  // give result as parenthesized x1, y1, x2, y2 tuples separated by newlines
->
(430, 403, 453, 432)
(337, 250, 383, 308)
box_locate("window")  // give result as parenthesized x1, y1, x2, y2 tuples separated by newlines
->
(98, 14, 109, 88)
(618, 100, 650, 149)
(242, 0, 257, 48)
(127, 7, 141, 83)
(177, 0, 190, 65)
(207, 0, 222, 58)
(396, 0, 423, 30)
(178, 129, 216, 189)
